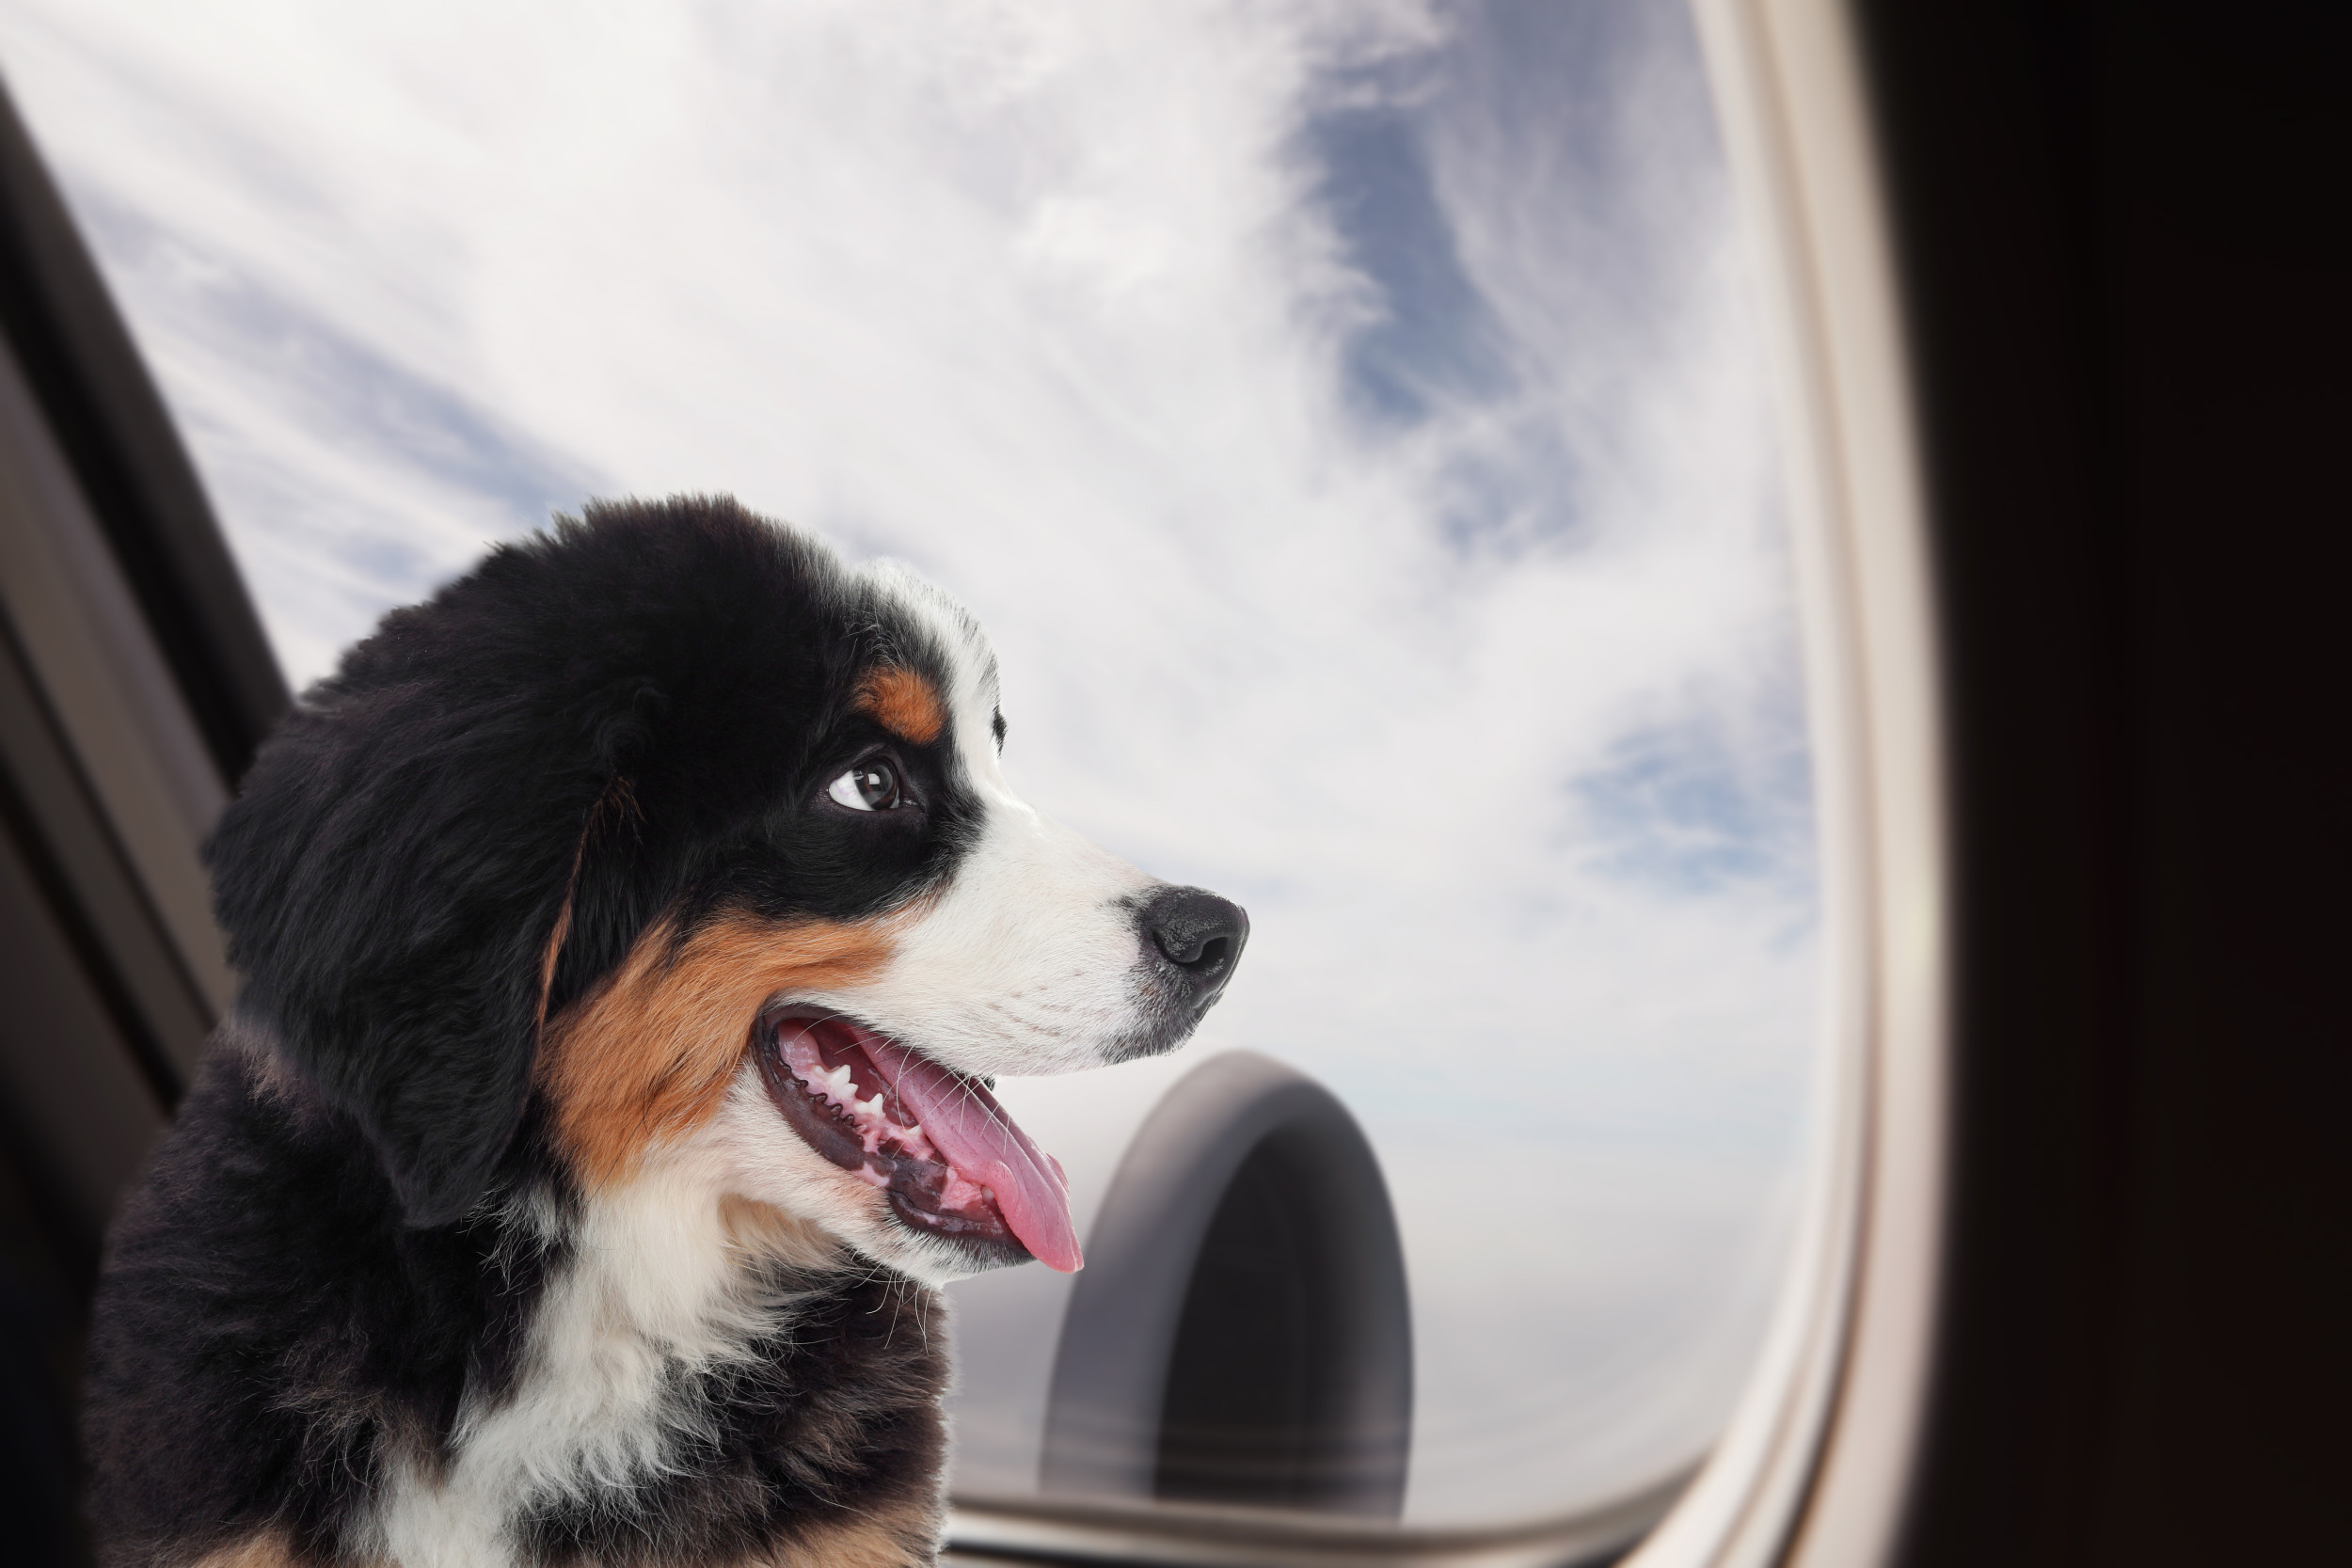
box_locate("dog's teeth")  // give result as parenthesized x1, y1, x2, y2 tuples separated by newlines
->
(862, 1092, 886, 1117)
(825, 1065, 854, 1095)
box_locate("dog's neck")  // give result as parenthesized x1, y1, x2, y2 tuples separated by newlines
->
(221, 1029, 936, 1568)
(364, 1151, 868, 1561)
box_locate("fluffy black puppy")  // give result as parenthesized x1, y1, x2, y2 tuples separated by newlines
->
(83, 496, 1247, 1568)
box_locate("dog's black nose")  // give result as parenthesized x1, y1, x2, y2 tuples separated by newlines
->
(1139, 886, 1249, 1008)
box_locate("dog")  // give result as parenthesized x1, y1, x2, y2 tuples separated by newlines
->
(82, 495, 1248, 1567)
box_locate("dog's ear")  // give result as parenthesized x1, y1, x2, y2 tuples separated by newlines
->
(206, 589, 644, 1228)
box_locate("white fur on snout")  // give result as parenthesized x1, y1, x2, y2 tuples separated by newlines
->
(863, 797, 1157, 1077)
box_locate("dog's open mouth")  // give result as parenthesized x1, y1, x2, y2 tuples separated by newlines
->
(755, 1012, 1081, 1273)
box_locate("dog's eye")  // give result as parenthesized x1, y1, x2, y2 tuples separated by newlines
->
(827, 761, 903, 812)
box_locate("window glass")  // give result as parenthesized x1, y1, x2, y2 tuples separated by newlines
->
(0, 0, 1818, 1524)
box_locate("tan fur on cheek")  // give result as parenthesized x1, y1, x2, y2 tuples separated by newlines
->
(767, 1501, 940, 1568)
(539, 912, 898, 1191)
(187, 1530, 303, 1568)
(856, 667, 946, 746)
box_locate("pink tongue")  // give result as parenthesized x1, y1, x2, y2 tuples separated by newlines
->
(854, 1032, 1082, 1274)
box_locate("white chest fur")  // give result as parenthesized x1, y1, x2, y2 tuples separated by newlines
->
(358, 1158, 814, 1568)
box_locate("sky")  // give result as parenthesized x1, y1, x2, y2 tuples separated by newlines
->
(0, 0, 1822, 1524)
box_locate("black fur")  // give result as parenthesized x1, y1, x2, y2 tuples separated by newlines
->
(86, 498, 975, 1563)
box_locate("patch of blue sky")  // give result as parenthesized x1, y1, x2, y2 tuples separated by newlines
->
(59, 184, 603, 679)
(1300, 84, 1517, 428)
(77, 190, 599, 547)
(1297, 0, 1743, 578)
(1574, 707, 1818, 899)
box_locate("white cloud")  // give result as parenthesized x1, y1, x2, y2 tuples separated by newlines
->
(0, 0, 1821, 1522)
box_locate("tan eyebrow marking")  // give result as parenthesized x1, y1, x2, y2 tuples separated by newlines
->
(855, 666, 946, 746)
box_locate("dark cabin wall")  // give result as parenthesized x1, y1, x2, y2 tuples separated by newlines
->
(0, 84, 287, 1566)
(1852, 3, 2351, 1563)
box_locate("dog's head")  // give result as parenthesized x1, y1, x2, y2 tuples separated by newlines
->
(206, 496, 1246, 1278)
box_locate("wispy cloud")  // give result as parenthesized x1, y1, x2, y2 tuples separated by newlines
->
(1, 0, 1819, 1520)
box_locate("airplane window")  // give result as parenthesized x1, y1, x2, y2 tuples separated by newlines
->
(0, 0, 1821, 1532)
